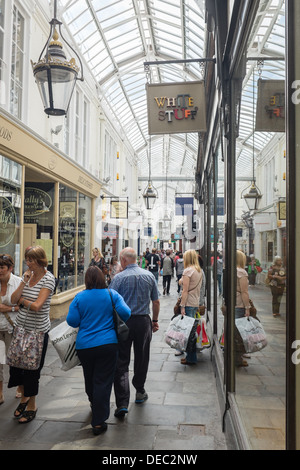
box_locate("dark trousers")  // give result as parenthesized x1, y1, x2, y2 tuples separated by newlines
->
(77, 343, 118, 427)
(271, 286, 284, 314)
(8, 333, 49, 397)
(163, 275, 171, 293)
(114, 315, 152, 408)
(176, 274, 182, 293)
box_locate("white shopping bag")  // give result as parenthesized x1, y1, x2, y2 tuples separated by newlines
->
(49, 321, 80, 371)
(164, 315, 196, 352)
(235, 317, 268, 353)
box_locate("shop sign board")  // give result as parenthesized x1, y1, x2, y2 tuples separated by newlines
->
(147, 81, 206, 135)
(256, 79, 285, 132)
(110, 200, 128, 219)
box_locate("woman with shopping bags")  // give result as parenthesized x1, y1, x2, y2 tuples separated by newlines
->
(178, 250, 203, 365)
(9, 246, 56, 423)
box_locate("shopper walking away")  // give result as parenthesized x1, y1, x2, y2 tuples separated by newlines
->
(161, 250, 173, 295)
(146, 248, 161, 283)
(217, 254, 223, 296)
(175, 253, 184, 294)
(110, 247, 160, 418)
(67, 266, 131, 435)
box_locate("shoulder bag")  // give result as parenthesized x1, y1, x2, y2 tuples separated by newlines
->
(107, 288, 129, 342)
(6, 304, 45, 370)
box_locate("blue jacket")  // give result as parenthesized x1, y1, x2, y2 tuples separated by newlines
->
(67, 288, 131, 350)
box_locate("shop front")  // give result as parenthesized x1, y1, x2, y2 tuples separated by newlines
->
(0, 111, 101, 317)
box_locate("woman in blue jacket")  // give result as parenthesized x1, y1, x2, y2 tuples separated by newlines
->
(67, 266, 131, 435)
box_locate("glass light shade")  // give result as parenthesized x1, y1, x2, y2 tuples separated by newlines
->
(243, 183, 262, 211)
(143, 182, 157, 210)
(31, 29, 80, 116)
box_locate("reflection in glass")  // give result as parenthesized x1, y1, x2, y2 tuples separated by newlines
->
(58, 185, 77, 292)
(0, 155, 22, 275)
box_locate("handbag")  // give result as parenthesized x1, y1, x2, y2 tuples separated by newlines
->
(249, 299, 257, 318)
(6, 306, 45, 371)
(108, 288, 129, 342)
(49, 321, 80, 371)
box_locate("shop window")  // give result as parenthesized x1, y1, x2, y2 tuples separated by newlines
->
(77, 192, 91, 286)
(0, 154, 22, 274)
(24, 182, 55, 273)
(58, 184, 92, 292)
(58, 185, 77, 292)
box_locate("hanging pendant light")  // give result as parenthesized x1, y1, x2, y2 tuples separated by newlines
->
(242, 66, 262, 211)
(31, 0, 83, 116)
(143, 137, 158, 209)
(243, 182, 262, 211)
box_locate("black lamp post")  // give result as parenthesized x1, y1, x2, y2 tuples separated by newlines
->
(31, 0, 83, 116)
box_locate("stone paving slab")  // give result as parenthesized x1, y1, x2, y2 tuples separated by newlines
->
(0, 278, 227, 451)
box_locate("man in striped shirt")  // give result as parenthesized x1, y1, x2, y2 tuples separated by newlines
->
(110, 247, 160, 418)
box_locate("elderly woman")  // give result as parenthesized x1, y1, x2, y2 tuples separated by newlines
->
(67, 266, 131, 435)
(0, 255, 22, 404)
(268, 256, 286, 317)
(9, 246, 56, 423)
(179, 249, 203, 365)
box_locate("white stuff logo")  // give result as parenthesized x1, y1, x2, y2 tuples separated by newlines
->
(291, 81, 300, 104)
(291, 341, 300, 365)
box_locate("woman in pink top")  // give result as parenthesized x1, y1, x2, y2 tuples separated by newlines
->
(179, 250, 202, 365)
(235, 250, 251, 367)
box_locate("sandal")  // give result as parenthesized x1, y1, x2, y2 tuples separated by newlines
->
(18, 409, 37, 424)
(14, 401, 29, 418)
(180, 358, 196, 365)
(237, 359, 248, 367)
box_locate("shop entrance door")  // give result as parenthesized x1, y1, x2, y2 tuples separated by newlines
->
(23, 223, 37, 250)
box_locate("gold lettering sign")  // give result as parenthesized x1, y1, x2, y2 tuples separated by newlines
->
(24, 188, 52, 217)
(147, 81, 206, 135)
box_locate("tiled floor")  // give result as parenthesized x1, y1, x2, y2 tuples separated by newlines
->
(0, 276, 228, 451)
(233, 283, 286, 450)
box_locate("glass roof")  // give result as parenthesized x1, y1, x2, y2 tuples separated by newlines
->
(58, 0, 206, 204)
(56, 0, 285, 209)
(235, 0, 285, 194)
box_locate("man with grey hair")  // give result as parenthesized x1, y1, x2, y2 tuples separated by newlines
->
(110, 247, 160, 418)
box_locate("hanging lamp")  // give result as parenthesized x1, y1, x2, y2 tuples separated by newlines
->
(242, 66, 262, 211)
(31, 0, 84, 116)
(143, 137, 158, 209)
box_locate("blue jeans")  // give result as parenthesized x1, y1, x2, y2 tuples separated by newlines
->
(185, 306, 198, 363)
(235, 307, 246, 319)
